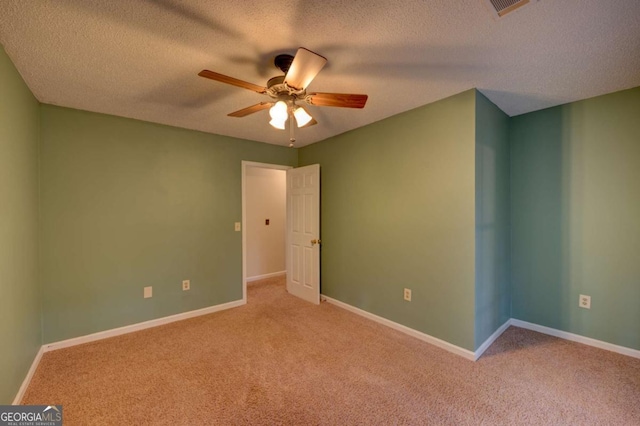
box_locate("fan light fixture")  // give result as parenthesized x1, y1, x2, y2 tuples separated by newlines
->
(293, 106, 312, 127)
(268, 101, 313, 130)
(269, 118, 286, 130)
(269, 101, 288, 129)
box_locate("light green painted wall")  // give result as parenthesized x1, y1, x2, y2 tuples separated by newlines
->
(511, 87, 640, 350)
(474, 92, 511, 349)
(39, 105, 297, 343)
(0, 47, 42, 403)
(300, 90, 477, 350)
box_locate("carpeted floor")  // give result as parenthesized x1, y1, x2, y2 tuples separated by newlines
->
(23, 276, 640, 425)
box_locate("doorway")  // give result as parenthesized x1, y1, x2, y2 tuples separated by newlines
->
(241, 161, 291, 302)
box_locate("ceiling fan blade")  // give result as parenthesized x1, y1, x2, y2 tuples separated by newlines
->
(303, 117, 318, 128)
(306, 93, 368, 108)
(198, 70, 266, 94)
(227, 102, 273, 117)
(284, 48, 327, 90)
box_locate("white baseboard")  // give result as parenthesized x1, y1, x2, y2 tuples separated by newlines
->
(43, 299, 245, 352)
(319, 298, 640, 362)
(322, 295, 476, 361)
(12, 346, 44, 405)
(246, 271, 286, 283)
(474, 319, 511, 360)
(510, 319, 640, 359)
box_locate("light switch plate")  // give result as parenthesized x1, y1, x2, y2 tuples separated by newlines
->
(234, 222, 241, 231)
(144, 286, 152, 298)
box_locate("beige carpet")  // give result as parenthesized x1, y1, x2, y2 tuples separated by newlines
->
(23, 276, 640, 425)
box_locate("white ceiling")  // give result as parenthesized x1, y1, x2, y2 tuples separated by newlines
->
(1, 0, 639, 147)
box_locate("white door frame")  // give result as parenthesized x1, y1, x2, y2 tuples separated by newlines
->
(241, 161, 292, 302)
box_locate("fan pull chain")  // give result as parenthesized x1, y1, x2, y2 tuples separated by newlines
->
(289, 114, 295, 147)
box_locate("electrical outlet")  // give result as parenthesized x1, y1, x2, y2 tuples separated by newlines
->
(182, 280, 190, 291)
(404, 288, 412, 302)
(144, 286, 152, 298)
(579, 294, 591, 309)
(234, 222, 241, 231)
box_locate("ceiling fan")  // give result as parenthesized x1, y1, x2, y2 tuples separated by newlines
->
(198, 47, 368, 146)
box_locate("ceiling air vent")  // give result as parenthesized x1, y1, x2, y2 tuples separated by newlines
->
(483, 0, 530, 18)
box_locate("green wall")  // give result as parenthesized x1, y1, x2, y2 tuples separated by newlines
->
(511, 87, 640, 350)
(39, 105, 297, 343)
(0, 47, 42, 403)
(474, 92, 511, 348)
(300, 90, 477, 350)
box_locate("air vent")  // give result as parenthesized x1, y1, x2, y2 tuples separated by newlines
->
(483, 0, 530, 18)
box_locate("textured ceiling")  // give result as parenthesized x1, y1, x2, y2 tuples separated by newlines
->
(1, 0, 639, 147)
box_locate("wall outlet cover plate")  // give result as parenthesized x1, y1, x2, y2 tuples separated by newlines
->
(579, 294, 591, 309)
(403, 288, 412, 301)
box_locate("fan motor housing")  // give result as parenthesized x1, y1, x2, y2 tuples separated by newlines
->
(267, 75, 285, 88)
(266, 75, 306, 100)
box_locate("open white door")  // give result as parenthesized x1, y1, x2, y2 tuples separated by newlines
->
(286, 164, 320, 305)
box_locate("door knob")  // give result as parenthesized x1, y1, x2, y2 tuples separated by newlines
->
(311, 239, 321, 245)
